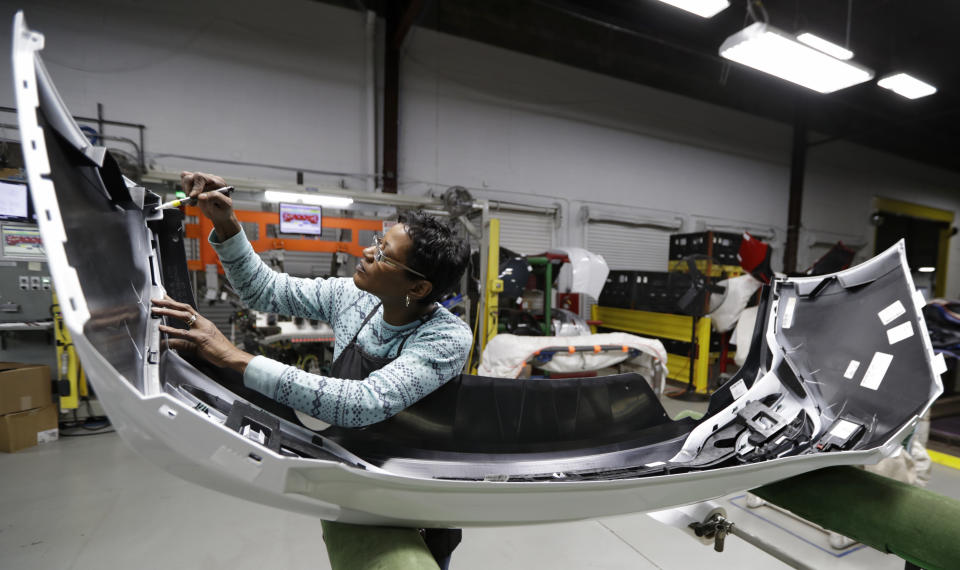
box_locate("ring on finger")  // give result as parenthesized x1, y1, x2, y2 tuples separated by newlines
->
(186, 313, 198, 328)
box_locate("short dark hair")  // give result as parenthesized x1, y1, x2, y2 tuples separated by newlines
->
(398, 210, 469, 304)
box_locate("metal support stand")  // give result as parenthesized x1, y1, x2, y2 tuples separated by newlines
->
(689, 512, 815, 570)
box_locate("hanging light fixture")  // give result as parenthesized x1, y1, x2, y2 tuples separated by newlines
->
(877, 73, 937, 100)
(719, 23, 874, 94)
(796, 32, 854, 60)
(653, 0, 730, 18)
(263, 190, 354, 208)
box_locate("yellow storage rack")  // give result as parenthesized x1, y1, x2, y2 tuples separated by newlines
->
(667, 259, 744, 278)
(591, 305, 712, 394)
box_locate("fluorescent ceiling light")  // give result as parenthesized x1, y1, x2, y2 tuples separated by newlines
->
(918, 266, 936, 273)
(654, 0, 729, 18)
(877, 73, 937, 100)
(720, 23, 874, 94)
(263, 190, 353, 208)
(796, 32, 853, 60)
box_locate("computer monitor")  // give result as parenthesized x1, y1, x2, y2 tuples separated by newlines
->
(0, 180, 33, 223)
(279, 202, 323, 235)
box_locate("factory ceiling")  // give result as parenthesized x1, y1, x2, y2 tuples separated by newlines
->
(323, 0, 960, 175)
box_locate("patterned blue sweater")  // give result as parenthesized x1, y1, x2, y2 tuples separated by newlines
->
(210, 230, 472, 427)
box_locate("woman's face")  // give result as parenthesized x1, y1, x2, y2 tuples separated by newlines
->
(353, 223, 421, 300)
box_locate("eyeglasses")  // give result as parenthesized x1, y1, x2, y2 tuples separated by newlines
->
(372, 235, 427, 279)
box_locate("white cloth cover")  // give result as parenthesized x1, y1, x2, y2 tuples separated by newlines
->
(709, 273, 762, 333)
(552, 246, 610, 301)
(479, 332, 668, 381)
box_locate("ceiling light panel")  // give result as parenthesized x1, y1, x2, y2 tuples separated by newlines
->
(263, 190, 354, 208)
(654, 0, 730, 18)
(877, 73, 937, 99)
(720, 23, 874, 94)
(796, 32, 854, 60)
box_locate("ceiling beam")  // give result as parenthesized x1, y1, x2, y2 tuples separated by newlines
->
(382, 0, 428, 194)
(393, 0, 426, 47)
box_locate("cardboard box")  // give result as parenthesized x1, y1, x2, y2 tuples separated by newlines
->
(0, 404, 58, 452)
(0, 362, 52, 416)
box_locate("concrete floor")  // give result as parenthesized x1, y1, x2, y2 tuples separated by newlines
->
(2, 412, 959, 569)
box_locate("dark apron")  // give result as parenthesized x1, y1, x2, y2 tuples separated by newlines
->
(330, 302, 461, 565)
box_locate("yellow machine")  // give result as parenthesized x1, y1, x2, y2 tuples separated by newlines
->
(468, 218, 503, 374)
(484, 218, 503, 348)
(52, 292, 87, 409)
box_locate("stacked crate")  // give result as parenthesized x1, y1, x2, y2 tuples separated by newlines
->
(598, 270, 692, 313)
(667, 231, 744, 278)
(595, 231, 747, 394)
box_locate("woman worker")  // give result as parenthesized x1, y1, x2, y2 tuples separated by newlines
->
(151, 172, 472, 570)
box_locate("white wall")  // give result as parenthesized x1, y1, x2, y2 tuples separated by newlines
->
(4, 0, 960, 293)
(399, 25, 960, 288)
(1, 0, 373, 188)
(400, 25, 793, 251)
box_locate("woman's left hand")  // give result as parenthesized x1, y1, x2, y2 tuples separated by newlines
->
(150, 296, 253, 372)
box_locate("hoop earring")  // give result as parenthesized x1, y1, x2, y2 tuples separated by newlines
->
(405, 295, 411, 307)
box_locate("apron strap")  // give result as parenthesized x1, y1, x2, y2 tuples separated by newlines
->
(350, 302, 439, 357)
(394, 304, 439, 356)
(347, 302, 382, 346)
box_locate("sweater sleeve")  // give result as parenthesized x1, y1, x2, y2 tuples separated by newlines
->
(242, 318, 472, 427)
(209, 229, 338, 322)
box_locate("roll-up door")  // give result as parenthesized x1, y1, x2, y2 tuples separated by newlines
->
(582, 207, 681, 319)
(493, 209, 556, 256)
(586, 222, 672, 272)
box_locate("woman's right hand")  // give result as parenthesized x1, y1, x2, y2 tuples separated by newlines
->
(180, 171, 241, 241)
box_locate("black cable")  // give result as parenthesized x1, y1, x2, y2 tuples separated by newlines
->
(59, 398, 111, 431)
(84, 398, 106, 422)
(746, 0, 769, 25)
(59, 429, 116, 437)
(59, 417, 110, 427)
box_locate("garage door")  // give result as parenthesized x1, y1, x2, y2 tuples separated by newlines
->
(583, 211, 680, 319)
(494, 209, 556, 256)
(586, 222, 672, 272)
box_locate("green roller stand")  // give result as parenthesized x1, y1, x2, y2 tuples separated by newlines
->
(321, 521, 440, 570)
(751, 466, 960, 570)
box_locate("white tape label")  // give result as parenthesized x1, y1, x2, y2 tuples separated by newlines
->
(843, 360, 860, 379)
(886, 321, 914, 345)
(933, 353, 948, 376)
(878, 300, 906, 325)
(860, 352, 893, 390)
(782, 297, 797, 329)
(37, 428, 58, 444)
(913, 289, 926, 310)
(729, 379, 747, 400)
(830, 419, 859, 440)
